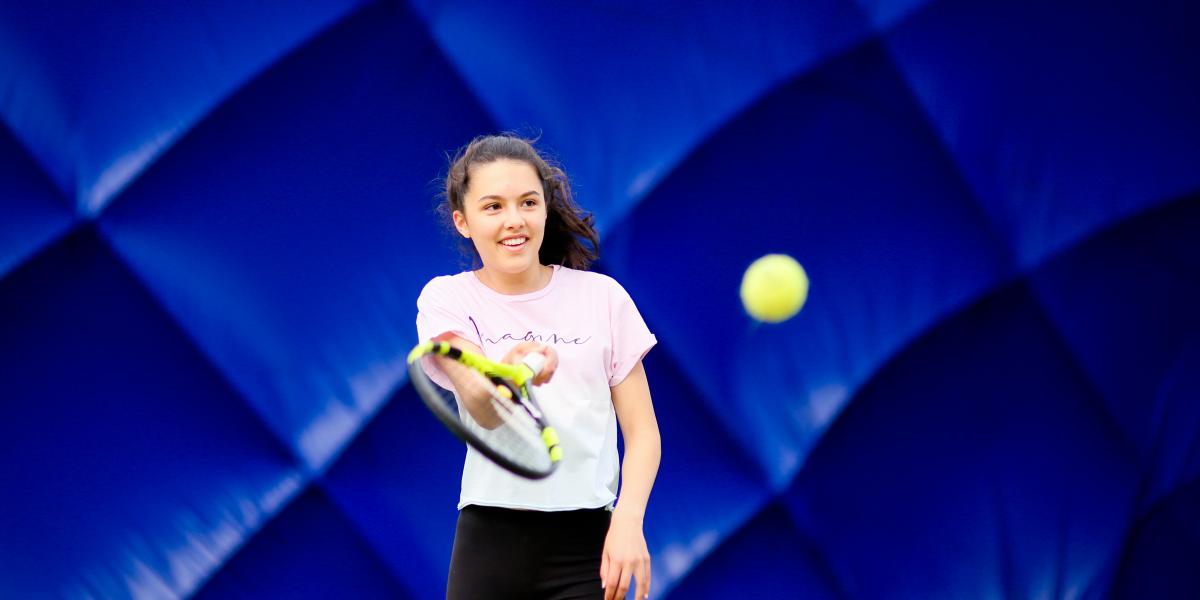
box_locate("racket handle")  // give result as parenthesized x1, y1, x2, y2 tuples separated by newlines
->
(521, 352, 547, 377)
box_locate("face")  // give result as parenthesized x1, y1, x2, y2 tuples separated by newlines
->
(453, 159, 547, 278)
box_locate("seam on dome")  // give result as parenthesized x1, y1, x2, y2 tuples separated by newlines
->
(854, 0, 944, 34)
(666, 496, 854, 600)
(91, 0, 375, 218)
(776, 499, 858, 600)
(1103, 475, 1200, 596)
(187, 484, 411, 598)
(592, 261, 777, 490)
(18, 222, 312, 599)
(314, 479, 436, 597)
(597, 23, 880, 240)
(92, 221, 306, 472)
(791, 271, 1018, 477)
(1024, 280, 1143, 465)
(0, 118, 77, 212)
(874, 5, 1200, 279)
(1024, 192, 1200, 284)
(874, 26, 1022, 275)
(0, 216, 77, 288)
(407, 3, 508, 140)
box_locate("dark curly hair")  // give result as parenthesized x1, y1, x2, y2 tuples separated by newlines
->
(440, 134, 599, 270)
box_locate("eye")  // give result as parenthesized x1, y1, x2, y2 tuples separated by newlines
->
(522, 198, 539, 207)
(482, 202, 501, 211)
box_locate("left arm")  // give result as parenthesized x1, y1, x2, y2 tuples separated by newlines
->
(601, 359, 661, 600)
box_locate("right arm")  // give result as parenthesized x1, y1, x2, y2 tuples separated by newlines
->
(429, 333, 502, 429)
(427, 333, 558, 429)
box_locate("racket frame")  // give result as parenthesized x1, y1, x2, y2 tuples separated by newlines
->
(406, 341, 562, 479)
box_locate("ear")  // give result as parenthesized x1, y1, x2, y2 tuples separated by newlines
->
(452, 210, 470, 238)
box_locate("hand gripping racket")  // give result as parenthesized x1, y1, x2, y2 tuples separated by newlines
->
(407, 341, 562, 479)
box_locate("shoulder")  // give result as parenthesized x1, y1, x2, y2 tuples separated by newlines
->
(556, 266, 624, 293)
(420, 273, 463, 293)
(555, 267, 639, 309)
(418, 272, 474, 305)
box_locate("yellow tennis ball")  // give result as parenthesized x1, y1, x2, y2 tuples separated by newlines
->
(740, 254, 809, 323)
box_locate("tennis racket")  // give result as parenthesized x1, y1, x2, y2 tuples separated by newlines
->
(406, 341, 562, 479)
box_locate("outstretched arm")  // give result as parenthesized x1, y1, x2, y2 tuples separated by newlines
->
(427, 334, 558, 429)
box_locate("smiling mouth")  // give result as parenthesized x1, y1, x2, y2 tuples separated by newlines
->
(499, 236, 528, 249)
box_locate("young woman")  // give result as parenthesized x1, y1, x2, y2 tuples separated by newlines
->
(415, 134, 661, 600)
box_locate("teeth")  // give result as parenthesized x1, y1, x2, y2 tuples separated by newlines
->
(501, 237, 526, 246)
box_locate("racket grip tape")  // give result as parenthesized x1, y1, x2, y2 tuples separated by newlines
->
(522, 352, 547, 377)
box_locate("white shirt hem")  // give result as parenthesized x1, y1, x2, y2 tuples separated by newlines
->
(457, 498, 615, 512)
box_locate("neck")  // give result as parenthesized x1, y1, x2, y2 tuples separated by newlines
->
(476, 264, 552, 295)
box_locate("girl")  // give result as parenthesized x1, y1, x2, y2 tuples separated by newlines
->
(416, 134, 660, 600)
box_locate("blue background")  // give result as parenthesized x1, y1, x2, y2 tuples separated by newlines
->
(2, 1, 1198, 597)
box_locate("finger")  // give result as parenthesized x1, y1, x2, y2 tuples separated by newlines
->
(532, 357, 554, 386)
(617, 564, 633, 600)
(644, 558, 652, 599)
(604, 564, 623, 600)
(636, 559, 649, 599)
(500, 344, 524, 364)
(599, 553, 609, 591)
(536, 348, 559, 385)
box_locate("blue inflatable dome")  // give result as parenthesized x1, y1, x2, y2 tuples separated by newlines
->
(2, 1, 1197, 597)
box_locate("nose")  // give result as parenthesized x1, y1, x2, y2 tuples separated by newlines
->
(503, 204, 525, 229)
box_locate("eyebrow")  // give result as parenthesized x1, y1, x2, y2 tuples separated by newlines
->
(476, 190, 541, 203)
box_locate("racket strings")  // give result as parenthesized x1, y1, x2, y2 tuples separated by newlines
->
(441, 366, 552, 473)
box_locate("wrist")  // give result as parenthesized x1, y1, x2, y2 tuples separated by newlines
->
(611, 506, 644, 524)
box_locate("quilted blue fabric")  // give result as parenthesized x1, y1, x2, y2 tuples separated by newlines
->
(2, 1, 1197, 597)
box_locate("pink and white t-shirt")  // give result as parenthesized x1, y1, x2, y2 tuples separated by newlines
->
(416, 265, 656, 511)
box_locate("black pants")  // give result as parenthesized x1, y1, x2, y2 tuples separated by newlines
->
(447, 505, 611, 600)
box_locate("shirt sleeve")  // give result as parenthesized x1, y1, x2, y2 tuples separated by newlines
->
(415, 276, 476, 390)
(607, 278, 656, 386)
